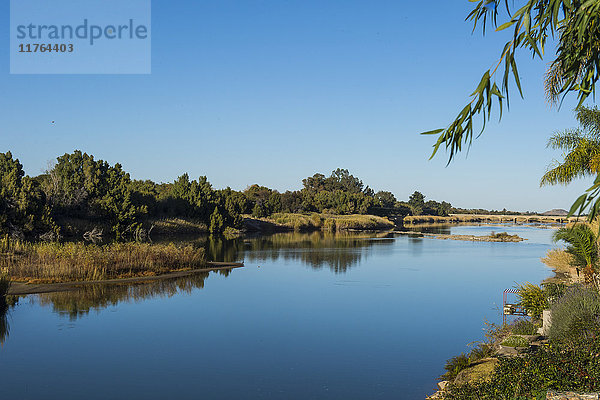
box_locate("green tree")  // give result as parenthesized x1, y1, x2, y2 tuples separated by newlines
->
(164, 174, 220, 221)
(421, 1, 600, 220)
(209, 207, 224, 234)
(438, 201, 452, 217)
(302, 173, 327, 192)
(425, 1, 600, 161)
(375, 191, 397, 208)
(252, 201, 268, 218)
(280, 190, 303, 213)
(553, 223, 599, 282)
(328, 168, 364, 193)
(219, 188, 247, 228)
(0, 152, 54, 237)
(541, 107, 600, 186)
(408, 191, 425, 216)
(46, 150, 145, 238)
(302, 169, 364, 194)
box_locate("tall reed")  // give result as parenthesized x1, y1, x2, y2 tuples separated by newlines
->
(0, 236, 206, 283)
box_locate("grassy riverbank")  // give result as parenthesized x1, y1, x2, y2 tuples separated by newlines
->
(251, 213, 395, 232)
(0, 237, 206, 283)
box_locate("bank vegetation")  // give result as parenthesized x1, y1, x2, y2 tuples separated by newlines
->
(0, 236, 206, 283)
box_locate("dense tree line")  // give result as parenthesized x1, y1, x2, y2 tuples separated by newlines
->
(0, 151, 453, 239)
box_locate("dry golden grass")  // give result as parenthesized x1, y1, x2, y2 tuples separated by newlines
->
(265, 213, 394, 231)
(327, 214, 394, 230)
(541, 248, 583, 284)
(151, 218, 208, 235)
(403, 215, 460, 224)
(542, 248, 574, 272)
(0, 236, 206, 283)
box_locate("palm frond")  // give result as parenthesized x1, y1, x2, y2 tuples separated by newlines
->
(546, 129, 585, 151)
(544, 61, 567, 107)
(577, 106, 600, 139)
(553, 224, 599, 269)
(542, 108, 600, 186)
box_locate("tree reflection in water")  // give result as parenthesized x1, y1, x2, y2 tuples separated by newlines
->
(0, 296, 17, 345)
(206, 231, 396, 274)
(36, 270, 229, 320)
(35, 231, 395, 320)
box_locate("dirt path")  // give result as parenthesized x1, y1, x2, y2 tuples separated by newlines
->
(7, 262, 244, 296)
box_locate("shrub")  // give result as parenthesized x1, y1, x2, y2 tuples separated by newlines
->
(468, 342, 495, 361)
(516, 282, 548, 320)
(209, 208, 224, 234)
(510, 318, 538, 335)
(441, 342, 496, 381)
(501, 335, 529, 348)
(442, 353, 471, 380)
(543, 282, 567, 303)
(443, 340, 600, 399)
(549, 285, 600, 347)
(489, 231, 520, 241)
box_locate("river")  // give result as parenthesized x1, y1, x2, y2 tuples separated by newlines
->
(0, 224, 556, 399)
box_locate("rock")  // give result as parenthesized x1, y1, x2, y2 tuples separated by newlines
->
(437, 381, 449, 391)
(546, 391, 599, 400)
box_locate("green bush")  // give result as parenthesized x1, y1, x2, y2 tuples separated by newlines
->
(515, 282, 568, 321)
(443, 340, 600, 399)
(549, 285, 600, 347)
(543, 282, 567, 303)
(516, 282, 548, 320)
(501, 335, 529, 348)
(489, 231, 520, 241)
(468, 342, 495, 361)
(442, 353, 471, 380)
(510, 318, 538, 335)
(441, 342, 496, 380)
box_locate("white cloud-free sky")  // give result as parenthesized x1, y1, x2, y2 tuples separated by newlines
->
(0, 0, 592, 212)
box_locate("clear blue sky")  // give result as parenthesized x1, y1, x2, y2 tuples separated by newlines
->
(0, 0, 592, 212)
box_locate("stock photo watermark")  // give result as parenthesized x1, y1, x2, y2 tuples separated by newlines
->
(10, 0, 151, 74)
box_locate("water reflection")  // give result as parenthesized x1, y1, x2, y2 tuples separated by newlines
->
(405, 225, 452, 234)
(206, 232, 396, 273)
(30, 232, 396, 321)
(0, 306, 9, 345)
(0, 296, 17, 345)
(36, 270, 231, 320)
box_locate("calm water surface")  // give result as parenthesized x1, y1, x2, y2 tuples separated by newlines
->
(0, 225, 556, 399)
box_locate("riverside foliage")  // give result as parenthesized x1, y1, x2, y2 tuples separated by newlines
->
(0, 235, 206, 282)
(0, 151, 452, 239)
(442, 285, 600, 399)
